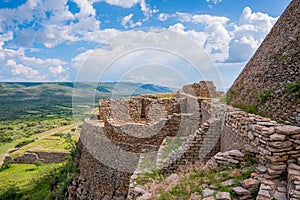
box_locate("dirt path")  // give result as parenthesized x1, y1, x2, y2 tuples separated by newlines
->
(34, 124, 75, 140)
(0, 124, 76, 165)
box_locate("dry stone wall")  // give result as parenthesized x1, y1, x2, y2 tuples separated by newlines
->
(158, 119, 221, 171)
(222, 108, 300, 181)
(100, 97, 180, 124)
(3, 151, 69, 165)
(104, 113, 200, 150)
(156, 99, 300, 200)
(227, 0, 300, 125)
(74, 78, 300, 199)
(182, 81, 217, 98)
(28, 151, 70, 163)
(71, 84, 213, 199)
(67, 120, 141, 200)
(288, 161, 300, 199)
(71, 93, 202, 199)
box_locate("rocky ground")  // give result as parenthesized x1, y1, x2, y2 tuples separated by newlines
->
(129, 149, 288, 200)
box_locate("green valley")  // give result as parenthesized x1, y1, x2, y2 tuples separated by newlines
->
(0, 82, 173, 199)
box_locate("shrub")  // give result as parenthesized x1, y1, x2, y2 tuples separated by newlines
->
(219, 96, 229, 104)
(48, 159, 79, 199)
(0, 185, 23, 200)
(0, 163, 10, 172)
(286, 81, 300, 97)
(34, 161, 43, 167)
(234, 104, 259, 115)
(0, 133, 13, 144)
(15, 139, 35, 148)
(52, 132, 64, 137)
(259, 89, 273, 103)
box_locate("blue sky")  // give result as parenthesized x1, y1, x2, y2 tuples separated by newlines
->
(0, 0, 291, 88)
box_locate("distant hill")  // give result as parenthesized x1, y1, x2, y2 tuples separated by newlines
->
(0, 82, 173, 121)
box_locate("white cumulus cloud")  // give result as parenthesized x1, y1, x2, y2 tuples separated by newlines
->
(92, 0, 139, 8)
(158, 12, 229, 25)
(157, 13, 171, 21)
(93, 0, 158, 19)
(163, 7, 277, 63)
(72, 49, 94, 69)
(7, 59, 39, 79)
(49, 65, 64, 76)
(0, 0, 101, 48)
(206, 0, 222, 5)
(121, 14, 142, 29)
(228, 6, 278, 62)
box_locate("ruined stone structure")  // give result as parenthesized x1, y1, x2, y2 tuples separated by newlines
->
(155, 99, 300, 199)
(69, 91, 204, 199)
(227, 0, 300, 126)
(182, 81, 217, 98)
(3, 151, 69, 165)
(70, 79, 300, 199)
(69, 1, 300, 198)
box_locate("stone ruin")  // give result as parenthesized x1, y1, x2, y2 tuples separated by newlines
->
(67, 81, 216, 199)
(227, 0, 300, 126)
(66, 2, 300, 198)
(3, 151, 70, 165)
(182, 81, 217, 98)
(67, 78, 300, 199)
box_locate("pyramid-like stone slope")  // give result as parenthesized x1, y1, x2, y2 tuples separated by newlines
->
(227, 0, 300, 125)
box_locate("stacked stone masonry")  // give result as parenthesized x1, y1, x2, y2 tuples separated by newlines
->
(182, 81, 217, 98)
(288, 153, 300, 199)
(3, 151, 69, 165)
(227, 0, 300, 125)
(70, 80, 223, 199)
(158, 119, 221, 171)
(158, 99, 300, 177)
(69, 91, 205, 199)
(71, 0, 300, 198)
(73, 85, 300, 200)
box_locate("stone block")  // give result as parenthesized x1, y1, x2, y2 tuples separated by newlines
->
(240, 178, 259, 190)
(202, 188, 215, 197)
(216, 192, 231, 200)
(275, 126, 300, 135)
(270, 133, 286, 141)
(232, 187, 250, 195)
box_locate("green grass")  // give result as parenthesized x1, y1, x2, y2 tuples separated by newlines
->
(0, 136, 80, 200)
(217, 96, 229, 104)
(233, 104, 259, 115)
(0, 159, 79, 200)
(11, 131, 78, 157)
(0, 163, 61, 191)
(0, 123, 76, 163)
(161, 137, 185, 160)
(11, 139, 69, 157)
(286, 81, 300, 97)
(15, 139, 35, 148)
(139, 152, 157, 171)
(0, 142, 18, 161)
(137, 154, 257, 200)
(156, 165, 255, 200)
(0, 117, 74, 145)
(135, 170, 165, 185)
(259, 89, 273, 103)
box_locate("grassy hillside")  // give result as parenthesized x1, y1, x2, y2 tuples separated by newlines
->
(0, 82, 173, 121)
(0, 122, 79, 199)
